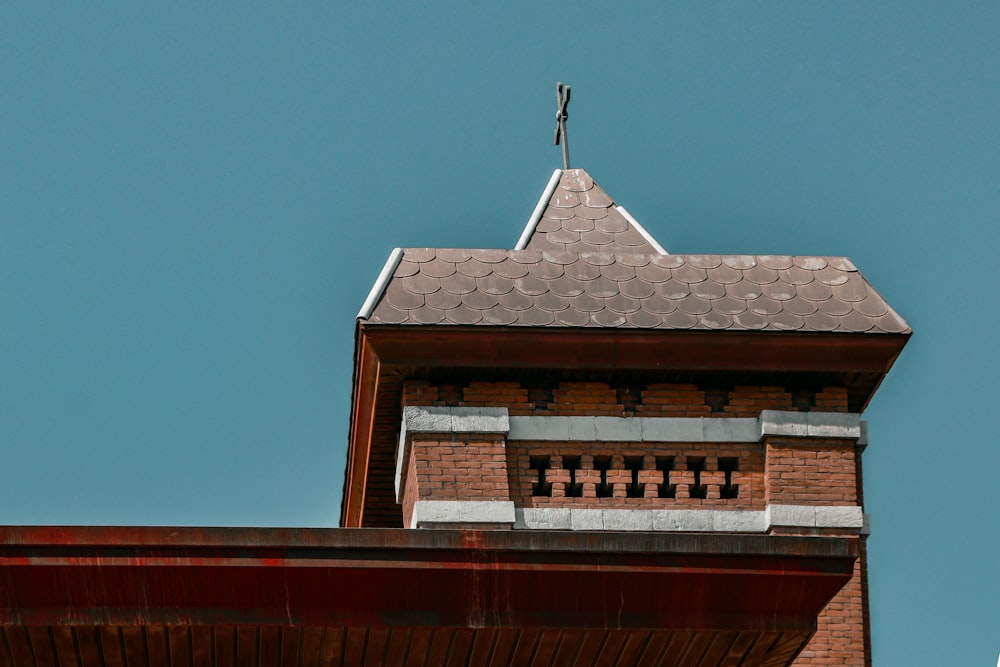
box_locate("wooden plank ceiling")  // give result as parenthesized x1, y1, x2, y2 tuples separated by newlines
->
(1, 626, 812, 667)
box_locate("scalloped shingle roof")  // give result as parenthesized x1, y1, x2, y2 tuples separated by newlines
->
(361, 168, 909, 334)
(367, 250, 909, 333)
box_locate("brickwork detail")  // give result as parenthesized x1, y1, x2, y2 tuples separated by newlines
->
(402, 380, 847, 418)
(764, 438, 858, 506)
(460, 381, 532, 415)
(724, 386, 794, 417)
(507, 441, 765, 510)
(400, 435, 509, 528)
(636, 384, 711, 417)
(814, 386, 849, 413)
(548, 382, 624, 416)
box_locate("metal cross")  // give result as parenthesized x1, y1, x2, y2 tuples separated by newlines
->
(554, 81, 571, 169)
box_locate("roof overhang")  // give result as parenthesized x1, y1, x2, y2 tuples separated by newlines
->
(343, 324, 908, 527)
(0, 526, 857, 666)
(360, 325, 908, 373)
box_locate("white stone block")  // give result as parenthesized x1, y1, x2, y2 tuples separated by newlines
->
(567, 416, 598, 441)
(517, 508, 571, 530)
(404, 406, 454, 432)
(508, 416, 569, 441)
(602, 510, 653, 531)
(767, 504, 816, 527)
(570, 509, 604, 531)
(451, 407, 509, 434)
(650, 510, 714, 531)
(412, 500, 515, 527)
(703, 418, 757, 442)
(642, 418, 703, 442)
(758, 411, 809, 438)
(713, 510, 765, 532)
(807, 412, 861, 439)
(594, 417, 642, 441)
(814, 505, 863, 528)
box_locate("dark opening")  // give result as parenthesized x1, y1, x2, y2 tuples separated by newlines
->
(687, 457, 708, 499)
(562, 455, 584, 498)
(718, 457, 740, 499)
(530, 455, 552, 497)
(791, 388, 816, 411)
(624, 456, 645, 498)
(655, 456, 676, 498)
(704, 387, 730, 413)
(593, 455, 614, 498)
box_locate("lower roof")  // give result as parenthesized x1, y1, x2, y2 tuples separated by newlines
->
(1, 526, 855, 666)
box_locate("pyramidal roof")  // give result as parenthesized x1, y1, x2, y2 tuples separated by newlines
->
(515, 169, 667, 255)
(357, 168, 910, 335)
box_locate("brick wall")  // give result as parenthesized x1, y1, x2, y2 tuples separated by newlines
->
(790, 539, 869, 667)
(761, 436, 867, 666)
(400, 435, 509, 527)
(764, 438, 858, 506)
(636, 383, 711, 417)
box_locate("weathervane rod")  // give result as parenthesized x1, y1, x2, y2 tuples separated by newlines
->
(554, 81, 571, 169)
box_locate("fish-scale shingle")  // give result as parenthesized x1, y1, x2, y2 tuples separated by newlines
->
(364, 249, 910, 334)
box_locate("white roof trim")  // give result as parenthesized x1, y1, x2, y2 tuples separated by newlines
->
(616, 205, 668, 255)
(514, 169, 563, 250)
(357, 247, 403, 320)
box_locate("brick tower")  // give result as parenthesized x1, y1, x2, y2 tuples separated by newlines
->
(344, 167, 909, 666)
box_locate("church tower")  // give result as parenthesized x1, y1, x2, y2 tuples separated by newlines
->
(344, 90, 909, 666)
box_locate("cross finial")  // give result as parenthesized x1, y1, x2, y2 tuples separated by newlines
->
(554, 81, 571, 169)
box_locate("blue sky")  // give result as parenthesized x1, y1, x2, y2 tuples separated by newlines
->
(1, 3, 997, 664)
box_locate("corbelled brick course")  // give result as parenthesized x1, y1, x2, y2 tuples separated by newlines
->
(401, 379, 850, 418)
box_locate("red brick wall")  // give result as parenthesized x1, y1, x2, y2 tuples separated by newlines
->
(814, 386, 849, 412)
(636, 383, 711, 416)
(548, 382, 624, 416)
(762, 436, 867, 666)
(764, 437, 858, 506)
(400, 435, 510, 527)
(791, 541, 869, 666)
(724, 385, 794, 416)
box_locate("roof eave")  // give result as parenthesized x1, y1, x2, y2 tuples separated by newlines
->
(0, 525, 856, 631)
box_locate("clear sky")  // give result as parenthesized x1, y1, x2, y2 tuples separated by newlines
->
(1, 3, 997, 664)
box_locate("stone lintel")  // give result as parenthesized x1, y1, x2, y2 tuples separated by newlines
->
(411, 500, 516, 528)
(507, 413, 861, 443)
(765, 504, 864, 529)
(514, 506, 863, 533)
(758, 411, 862, 440)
